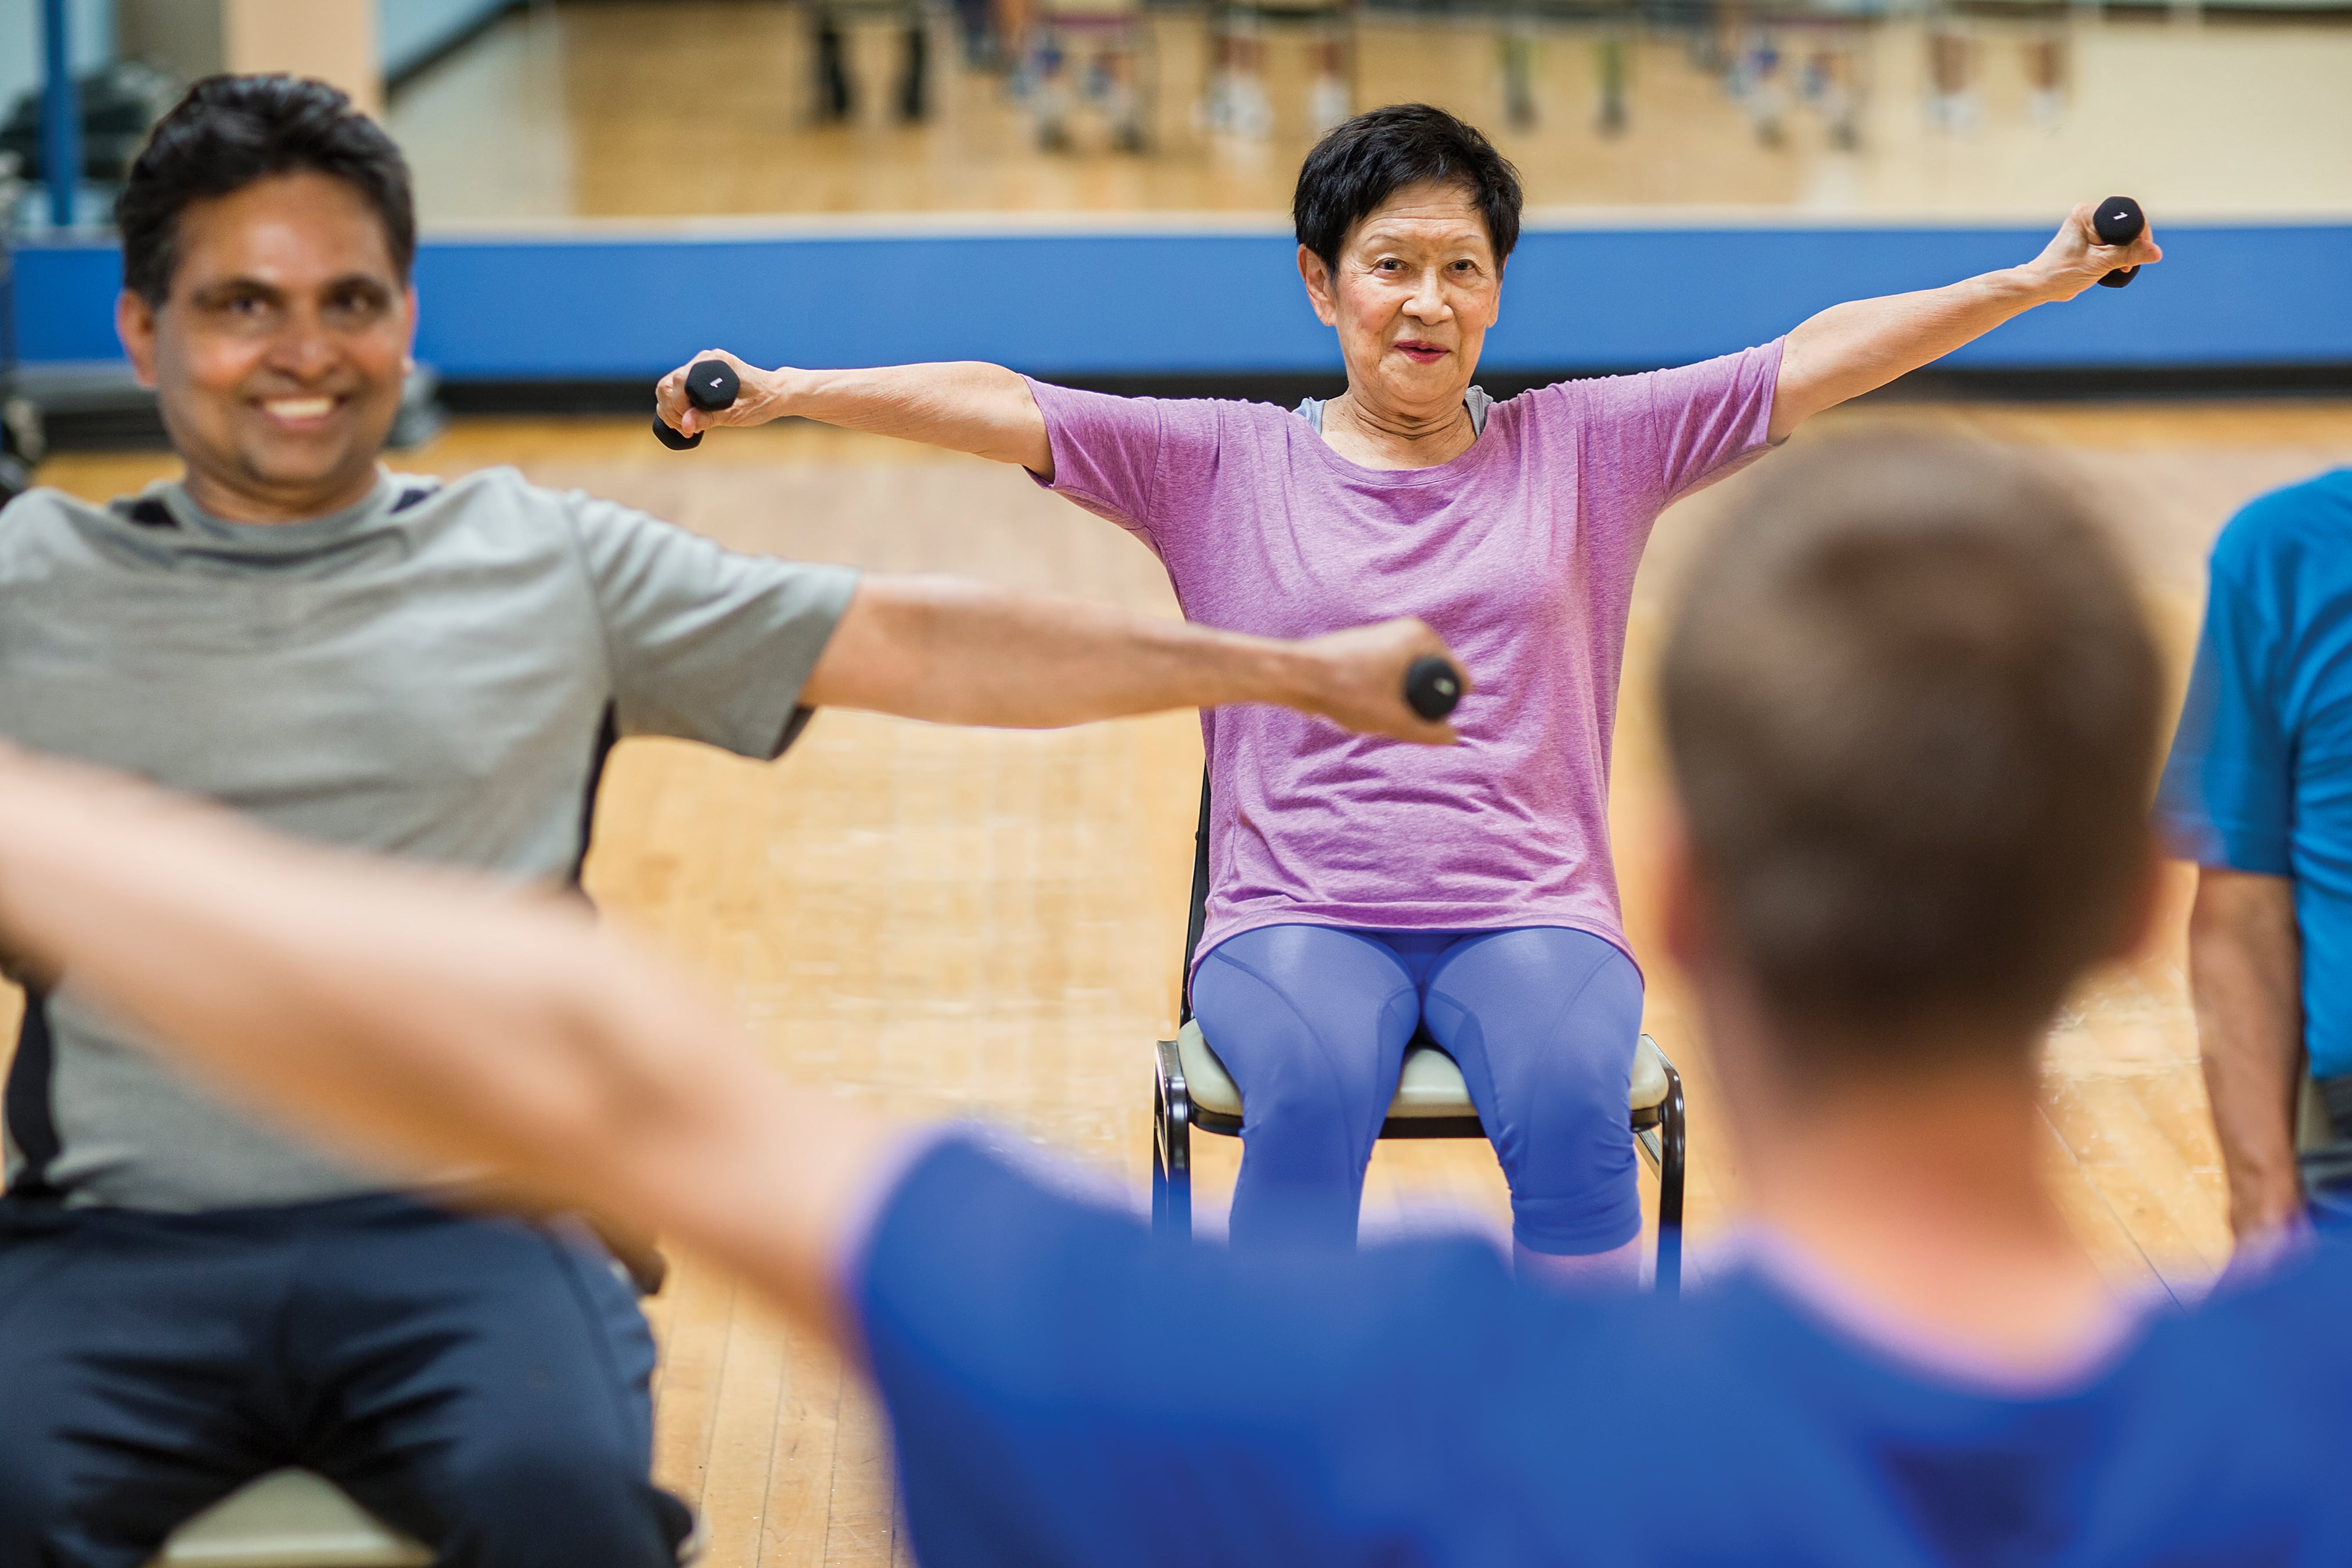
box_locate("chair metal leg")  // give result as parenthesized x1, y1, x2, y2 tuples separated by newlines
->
(1655, 1059, 1686, 1298)
(1152, 1094, 1169, 1233)
(1153, 1038, 1193, 1242)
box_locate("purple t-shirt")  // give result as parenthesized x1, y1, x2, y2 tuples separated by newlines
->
(1029, 343, 1783, 965)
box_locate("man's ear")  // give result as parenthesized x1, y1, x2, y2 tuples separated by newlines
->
(116, 291, 161, 390)
(1658, 803, 1707, 974)
(1297, 245, 1339, 328)
(2105, 837, 2171, 963)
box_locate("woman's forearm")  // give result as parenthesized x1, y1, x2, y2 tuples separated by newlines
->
(1772, 268, 2053, 438)
(1769, 203, 2162, 440)
(664, 355, 1055, 474)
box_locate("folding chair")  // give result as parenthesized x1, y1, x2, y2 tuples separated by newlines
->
(153, 1471, 430, 1568)
(1150, 774, 1689, 1293)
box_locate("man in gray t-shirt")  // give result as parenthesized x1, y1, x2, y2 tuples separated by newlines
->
(0, 78, 1455, 1566)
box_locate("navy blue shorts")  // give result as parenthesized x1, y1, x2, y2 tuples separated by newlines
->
(0, 1191, 684, 1567)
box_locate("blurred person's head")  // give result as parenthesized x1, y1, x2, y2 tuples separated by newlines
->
(114, 74, 418, 523)
(1293, 105, 1521, 426)
(1659, 434, 2163, 1110)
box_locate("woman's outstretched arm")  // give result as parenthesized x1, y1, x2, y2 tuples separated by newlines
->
(655, 354, 1054, 476)
(1769, 203, 2163, 441)
(0, 746, 895, 1344)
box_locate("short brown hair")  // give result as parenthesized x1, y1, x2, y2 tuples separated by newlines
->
(1659, 434, 2160, 1062)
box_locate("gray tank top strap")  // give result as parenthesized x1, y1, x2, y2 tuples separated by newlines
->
(1295, 386, 1491, 438)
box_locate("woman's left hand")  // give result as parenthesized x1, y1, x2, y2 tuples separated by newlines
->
(2020, 202, 2164, 303)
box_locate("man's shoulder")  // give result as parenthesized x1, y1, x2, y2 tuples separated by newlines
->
(0, 484, 123, 534)
(2212, 467, 2352, 580)
(393, 465, 546, 514)
(390, 467, 636, 550)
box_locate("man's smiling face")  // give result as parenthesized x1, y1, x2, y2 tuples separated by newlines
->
(118, 170, 416, 524)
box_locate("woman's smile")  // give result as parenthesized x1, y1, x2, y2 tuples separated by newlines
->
(1393, 339, 1450, 365)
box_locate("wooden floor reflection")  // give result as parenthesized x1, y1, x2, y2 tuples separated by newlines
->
(19, 395, 2352, 1563)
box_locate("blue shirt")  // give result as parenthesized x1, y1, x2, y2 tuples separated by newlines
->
(2157, 469, 2352, 1079)
(858, 1138, 2352, 1566)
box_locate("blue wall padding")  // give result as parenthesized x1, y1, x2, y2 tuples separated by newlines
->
(16, 222, 2351, 377)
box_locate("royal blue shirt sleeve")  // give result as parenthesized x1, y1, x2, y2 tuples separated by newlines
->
(2157, 523, 2296, 875)
(855, 1137, 1552, 1568)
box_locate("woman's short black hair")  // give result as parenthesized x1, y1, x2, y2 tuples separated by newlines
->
(1293, 104, 1523, 270)
(118, 74, 416, 305)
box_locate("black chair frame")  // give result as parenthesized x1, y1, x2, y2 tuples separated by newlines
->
(1150, 774, 1688, 1293)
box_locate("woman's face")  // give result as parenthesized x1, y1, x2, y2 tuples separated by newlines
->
(1300, 179, 1504, 420)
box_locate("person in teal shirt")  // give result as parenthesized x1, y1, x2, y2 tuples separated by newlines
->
(2159, 469, 2352, 1248)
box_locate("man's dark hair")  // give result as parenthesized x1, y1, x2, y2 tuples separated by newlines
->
(1293, 104, 1523, 271)
(118, 74, 415, 305)
(1660, 434, 2161, 1066)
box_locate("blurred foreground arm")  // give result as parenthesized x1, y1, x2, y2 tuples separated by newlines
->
(656, 354, 1053, 476)
(1770, 204, 2163, 440)
(807, 577, 1463, 744)
(2189, 866, 2308, 1247)
(0, 749, 889, 1343)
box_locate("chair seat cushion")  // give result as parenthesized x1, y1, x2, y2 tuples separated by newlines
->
(1179, 1022, 1671, 1121)
(155, 1469, 431, 1568)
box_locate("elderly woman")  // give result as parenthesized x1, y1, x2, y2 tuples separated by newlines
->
(661, 104, 2158, 1285)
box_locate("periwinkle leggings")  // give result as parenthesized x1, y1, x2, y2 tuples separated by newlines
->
(1189, 924, 1644, 1256)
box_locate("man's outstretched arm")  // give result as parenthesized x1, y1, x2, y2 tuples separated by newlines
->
(1767, 203, 2163, 440)
(0, 748, 893, 1343)
(0, 750, 1526, 1566)
(805, 577, 1465, 744)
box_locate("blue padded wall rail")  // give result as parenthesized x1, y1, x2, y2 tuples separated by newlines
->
(15, 220, 2351, 379)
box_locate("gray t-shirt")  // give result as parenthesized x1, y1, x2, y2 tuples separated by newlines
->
(0, 467, 858, 1210)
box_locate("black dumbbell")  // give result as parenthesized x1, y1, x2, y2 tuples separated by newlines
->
(1404, 655, 1465, 721)
(652, 359, 742, 451)
(2093, 196, 2145, 290)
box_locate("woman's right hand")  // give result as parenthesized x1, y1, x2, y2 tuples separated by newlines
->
(655, 349, 790, 443)
(656, 358, 1052, 472)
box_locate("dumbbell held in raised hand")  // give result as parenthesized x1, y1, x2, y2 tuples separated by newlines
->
(2092, 197, 2144, 290)
(652, 359, 743, 451)
(1404, 655, 1465, 721)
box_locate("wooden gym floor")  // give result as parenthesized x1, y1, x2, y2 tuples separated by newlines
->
(9, 396, 2352, 1563)
(386, 0, 2352, 224)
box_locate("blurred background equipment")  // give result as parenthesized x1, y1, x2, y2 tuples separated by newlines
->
(1030, 0, 1152, 150)
(1197, 0, 1355, 142)
(1, 0, 2349, 415)
(810, 0, 934, 124)
(0, 55, 170, 185)
(0, 195, 32, 509)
